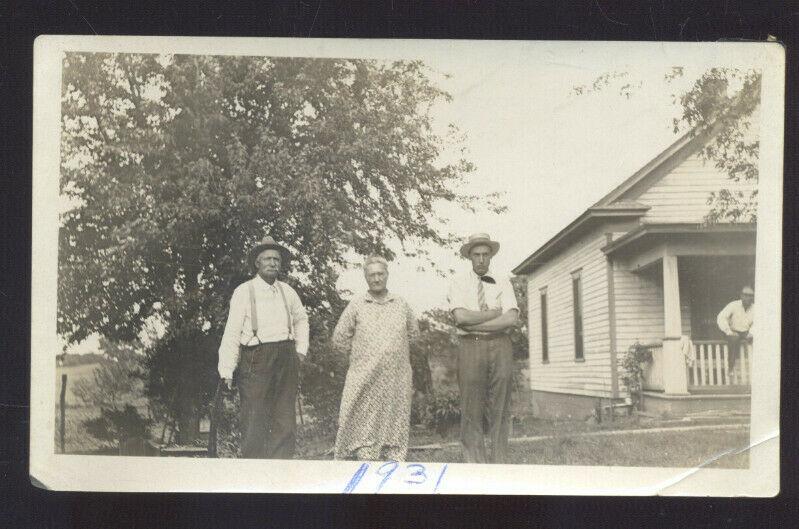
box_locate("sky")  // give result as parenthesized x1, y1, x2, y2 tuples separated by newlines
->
(336, 51, 701, 315)
(65, 44, 736, 353)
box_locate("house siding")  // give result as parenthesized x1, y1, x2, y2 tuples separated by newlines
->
(526, 227, 613, 398)
(612, 264, 692, 348)
(613, 265, 664, 349)
(633, 152, 757, 224)
(521, 123, 755, 406)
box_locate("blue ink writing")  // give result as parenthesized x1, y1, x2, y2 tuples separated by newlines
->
(404, 464, 428, 485)
(375, 460, 399, 492)
(343, 462, 370, 493)
(433, 464, 448, 493)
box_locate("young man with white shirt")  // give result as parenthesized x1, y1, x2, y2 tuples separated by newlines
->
(218, 236, 309, 459)
(447, 233, 519, 464)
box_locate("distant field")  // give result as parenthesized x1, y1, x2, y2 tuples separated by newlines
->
(56, 362, 102, 406)
(55, 360, 152, 454)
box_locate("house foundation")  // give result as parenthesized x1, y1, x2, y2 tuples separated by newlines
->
(641, 391, 751, 417)
(531, 390, 624, 420)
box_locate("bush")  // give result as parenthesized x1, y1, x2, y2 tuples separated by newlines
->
(425, 390, 461, 438)
(410, 391, 430, 426)
(299, 341, 347, 436)
(142, 327, 220, 443)
(70, 337, 145, 408)
(83, 404, 152, 447)
(619, 342, 654, 410)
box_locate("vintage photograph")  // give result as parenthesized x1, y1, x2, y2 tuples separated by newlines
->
(31, 37, 783, 494)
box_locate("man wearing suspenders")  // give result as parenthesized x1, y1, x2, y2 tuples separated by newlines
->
(218, 236, 309, 459)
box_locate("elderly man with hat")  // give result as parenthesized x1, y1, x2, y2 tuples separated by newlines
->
(447, 233, 519, 464)
(218, 236, 309, 459)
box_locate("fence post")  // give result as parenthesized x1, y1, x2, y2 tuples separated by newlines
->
(59, 374, 67, 453)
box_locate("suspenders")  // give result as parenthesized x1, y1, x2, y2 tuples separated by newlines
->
(248, 282, 260, 343)
(247, 279, 294, 345)
(276, 282, 294, 339)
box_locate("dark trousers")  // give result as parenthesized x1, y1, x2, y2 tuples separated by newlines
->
(457, 334, 513, 464)
(237, 340, 298, 459)
(726, 332, 749, 373)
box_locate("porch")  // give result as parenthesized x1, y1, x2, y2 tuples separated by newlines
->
(603, 223, 756, 400)
(643, 340, 752, 394)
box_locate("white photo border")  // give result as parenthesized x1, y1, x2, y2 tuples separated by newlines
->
(31, 36, 784, 495)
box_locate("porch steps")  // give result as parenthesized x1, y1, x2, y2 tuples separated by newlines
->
(688, 385, 750, 395)
(641, 390, 750, 417)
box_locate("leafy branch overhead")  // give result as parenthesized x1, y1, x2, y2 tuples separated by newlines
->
(59, 54, 491, 345)
(573, 66, 760, 224)
(59, 53, 493, 441)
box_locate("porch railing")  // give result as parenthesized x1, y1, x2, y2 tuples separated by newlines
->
(688, 340, 751, 387)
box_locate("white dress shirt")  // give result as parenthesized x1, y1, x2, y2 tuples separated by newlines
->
(447, 268, 519, 335)
(716, 300, 754, 335)
(217, 275, 310, 378)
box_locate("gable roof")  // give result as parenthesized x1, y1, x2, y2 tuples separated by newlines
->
(512, 124, 718, 276)
(511, 202, 650, 275)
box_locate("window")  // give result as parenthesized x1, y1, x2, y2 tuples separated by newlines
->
(540, 289, 549, 363)
(572, 271, 584, 360)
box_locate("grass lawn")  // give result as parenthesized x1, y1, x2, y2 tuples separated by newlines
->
(55, 405, 109, 454)
(409, 426, 750, 468)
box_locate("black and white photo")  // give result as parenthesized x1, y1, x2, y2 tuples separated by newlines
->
(31, 36, 783, 494)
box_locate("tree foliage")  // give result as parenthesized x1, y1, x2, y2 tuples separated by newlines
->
(573, 67, 761, 223)
(59, 53, 487, 440)
(70, 337, 144, 408)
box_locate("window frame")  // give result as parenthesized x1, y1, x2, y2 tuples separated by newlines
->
(539, 287, 549, 364)
(571, 270, 585, 361)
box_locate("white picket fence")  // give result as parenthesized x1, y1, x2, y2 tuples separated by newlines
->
(688, 340, 751, 387)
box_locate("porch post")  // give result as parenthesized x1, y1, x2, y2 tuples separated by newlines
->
(662, 252, 689, 395)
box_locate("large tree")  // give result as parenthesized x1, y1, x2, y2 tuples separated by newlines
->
(574, 67, 760, 223)
(59, 53, 494, 441)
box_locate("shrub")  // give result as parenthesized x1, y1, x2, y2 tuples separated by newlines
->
(83, 404, 152, 447)
(142, 328, 219, 443)
(619, 342, 654, 410)
(410, 391, 430, 426)
(70, 337, 145, 408)
(426, 390, 461, 438)
(299, 341, 347, 436)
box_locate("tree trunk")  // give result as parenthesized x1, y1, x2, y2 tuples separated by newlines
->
(411, 349, 433, 395)
(176, 396, 200, 444)
(174, 335, 201, 445)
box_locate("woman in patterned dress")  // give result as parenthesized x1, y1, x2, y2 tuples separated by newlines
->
(332, 256, 420, 461)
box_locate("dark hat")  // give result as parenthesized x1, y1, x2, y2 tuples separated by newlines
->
(459, 233, 500, 259)
(249, 235, 290, 267)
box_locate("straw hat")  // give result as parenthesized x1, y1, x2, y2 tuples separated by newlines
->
(459, 233, 500, 259)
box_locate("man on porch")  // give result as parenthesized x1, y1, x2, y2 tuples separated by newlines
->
(716, 285, 755, 375)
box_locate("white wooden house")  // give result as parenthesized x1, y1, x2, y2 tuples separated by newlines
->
(512, 125, 756, 418)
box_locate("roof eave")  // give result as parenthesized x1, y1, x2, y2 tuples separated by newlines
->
(512, 207, 649, 275)
(601, 222, 758, 256)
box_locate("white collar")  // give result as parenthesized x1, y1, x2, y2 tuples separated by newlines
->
(469, 268, 495, 281)
(254, 275, 279, 289)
